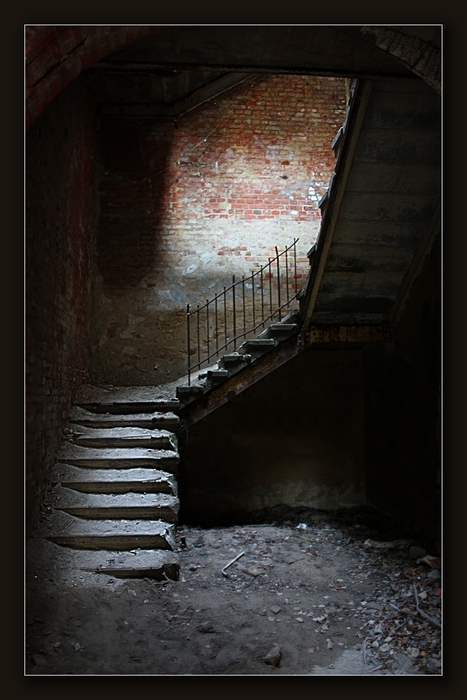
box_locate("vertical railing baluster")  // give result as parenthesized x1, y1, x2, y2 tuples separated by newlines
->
(252, 271, 256, 334)
(196, 304, 200, 371)
(224, 285, 227, 352)
(294, 238, 297, 294)
(285, 244, 289, 307)
(268, 258, 273, 320)
(187, 304, 191, 386)
(206, 299, 210, 364)
(275, 246, 281, 321)
(215, 292, 219, 355)
(242, 275, 246, 338)
(261, 267, 264, 327)
(232, 275, 236, 349)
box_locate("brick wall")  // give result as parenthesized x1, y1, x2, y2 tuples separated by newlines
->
(92, 75, 348, 386)
(26, 78, 98, 534)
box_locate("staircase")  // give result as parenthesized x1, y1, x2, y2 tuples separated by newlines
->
(176, 308, 301, 407)
(36, 309, 302, 580)
(39, 391, 182, 580)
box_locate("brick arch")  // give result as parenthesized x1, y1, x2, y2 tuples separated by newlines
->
(357, 26, 440, 94)
(25, 25, 440, 130)
(25, 26, 162, 129)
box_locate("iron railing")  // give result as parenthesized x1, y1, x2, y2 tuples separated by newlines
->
(186, 238, 301, 385)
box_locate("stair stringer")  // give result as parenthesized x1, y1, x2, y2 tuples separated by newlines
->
(180, 332, 303, 429)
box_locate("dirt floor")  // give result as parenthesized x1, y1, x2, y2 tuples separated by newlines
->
(25, 508, 442, 676)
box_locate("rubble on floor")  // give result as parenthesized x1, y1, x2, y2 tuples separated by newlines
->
(26, 509, 441, 676)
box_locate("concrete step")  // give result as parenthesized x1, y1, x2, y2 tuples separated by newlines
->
(219, 352, 252, 368)
(267, 323, 298, 337)
(79, 549, 180, 580)
(42, 511, 176, 551)
(52, 464, 178, 495)
(69, 406, 180, 429)
(58, 445, 180, 474)
(176, 385, 205, 405)
(238, 338, 276, 356)
(50, 486, 179, 522)
(68, 426, 176, 450)
(206, 369, 230, 385)
(76, 399, 181, 415)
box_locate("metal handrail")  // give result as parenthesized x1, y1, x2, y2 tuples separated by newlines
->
(186, 239, 301, 385)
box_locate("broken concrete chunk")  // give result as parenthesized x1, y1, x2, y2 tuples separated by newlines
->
(263, 644, 281, 667)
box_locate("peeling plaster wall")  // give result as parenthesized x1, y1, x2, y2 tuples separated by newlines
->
(178, 350, 366, 525)
(91, 75, 347, 386)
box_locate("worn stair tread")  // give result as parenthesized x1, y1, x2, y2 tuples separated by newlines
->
(207, 369, 230, 382)
(41, 511, 176, 550)
(69, 406, 180, 429)
(77, 399, 181, 415)
(80, 549, 180, 580)
(243, 338, 276, 346)
(50, 486, 179, 521)
(52, 464, 178, 494)
(238, 338, 276, 355)
(176, 385, 204, 395)
(68, 426, 176, 449)
(220, 353, 250, 364)
(57, 445, 180, 472)
(268, 323, 298, 332)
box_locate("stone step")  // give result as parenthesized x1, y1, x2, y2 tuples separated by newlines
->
(68, 426, 176, 450)
(69, 406, 180, 429)
(58, 445, 179, 474)
(76, 399, 181, 415)
(50, 486, 179, 522)
(80, 549, 180, 580)
(41, 511, 176, 551)
(52, 465, 178, 495)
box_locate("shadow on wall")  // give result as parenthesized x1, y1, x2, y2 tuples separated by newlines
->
(95, 118, 172, 287)
(91, 304, 189, 387)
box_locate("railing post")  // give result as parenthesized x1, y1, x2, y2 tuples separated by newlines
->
(224, 286, 227, 351)
(275, 246, 281, 321)
(260, 267, 264, 327)
(232, 275, 236, 349)
(252, 271, 256, 333)
(196, 303, 200, 371)
(294, 238, 297, 294)
(268, 258, 273, 320)
(206, 299, 210, 363)
(215, 292, 219, 355)
(187, 304, 191, 386)
(242, 275, 246, 338)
